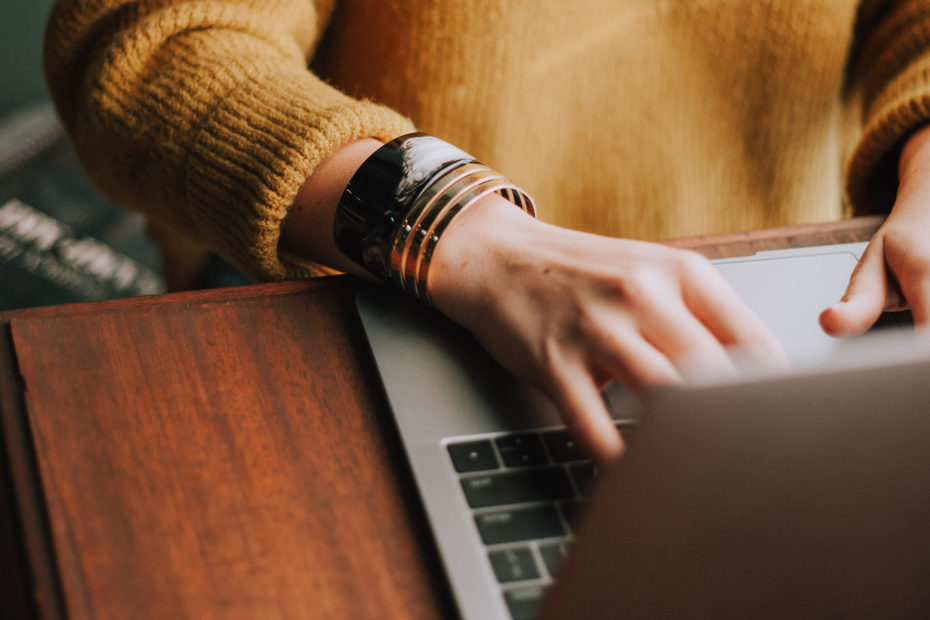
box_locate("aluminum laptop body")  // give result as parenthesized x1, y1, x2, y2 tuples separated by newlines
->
(356, 242, 916, 619)
(540, 334, 930, 619)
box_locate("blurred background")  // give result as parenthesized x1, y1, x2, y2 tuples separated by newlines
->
(0, 0, 165, 311)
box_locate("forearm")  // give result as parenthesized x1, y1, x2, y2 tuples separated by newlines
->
(280, 138, 384, 278)
(44, 0, 412, 281)
(279, 138, 537, 284)
(898, 125, 930, 192)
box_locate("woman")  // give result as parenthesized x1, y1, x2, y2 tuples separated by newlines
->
(44, 0, 930, 460)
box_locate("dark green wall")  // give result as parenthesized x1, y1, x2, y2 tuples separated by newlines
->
(1, 0, 55, 116)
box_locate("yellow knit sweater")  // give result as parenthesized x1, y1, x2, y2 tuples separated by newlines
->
(43, 0, 930, 281)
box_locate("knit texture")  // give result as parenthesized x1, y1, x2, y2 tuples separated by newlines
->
(44, 0, 930, 281)
(45, 0, 413, 280)
(846, 0, 930, 212)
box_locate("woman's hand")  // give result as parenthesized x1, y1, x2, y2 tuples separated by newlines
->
(821, 125, 930, 335)
(429, 196, 785, 463)
(281, 137, 784, 463)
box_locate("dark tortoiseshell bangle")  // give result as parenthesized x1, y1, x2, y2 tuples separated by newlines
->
(333, 133, 475, 281)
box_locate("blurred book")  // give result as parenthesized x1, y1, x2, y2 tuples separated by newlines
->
(0, 101, 165, 310)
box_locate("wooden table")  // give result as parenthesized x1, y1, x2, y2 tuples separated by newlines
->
(0, 217, 883, 619)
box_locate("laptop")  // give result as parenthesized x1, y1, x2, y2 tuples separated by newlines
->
(538, 333, 930, 619)
(356, 242, 921, 619)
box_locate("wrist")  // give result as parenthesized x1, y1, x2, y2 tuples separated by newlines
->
(898, 125, 930, 196)
(281, 138, 383, 277)
(893, 125, 930, 218)
(428, 192, 542, 321)
(329, 133, 536, 303)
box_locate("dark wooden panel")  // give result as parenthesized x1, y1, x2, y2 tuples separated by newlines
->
(0, 322, 65, 620)
(9, 280, 454, 619)
(0, 324, 39, 620)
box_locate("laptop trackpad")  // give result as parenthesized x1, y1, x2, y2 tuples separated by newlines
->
(714, 251, 904, 364)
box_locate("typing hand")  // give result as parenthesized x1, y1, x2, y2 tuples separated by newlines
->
(821, 125, 930, 335)
(429, 195, 785, 463)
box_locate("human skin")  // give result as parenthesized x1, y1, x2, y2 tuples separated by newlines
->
(820, 124, 930, 335)
(282, 131, 930, 463)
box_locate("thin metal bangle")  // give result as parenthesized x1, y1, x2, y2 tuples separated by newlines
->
(417, 184, 535, 305)
(389, 163, 490, 290)
(334, 132, 537, 300)
(396, 168, 508, 294)
(403, 176, 510, 296)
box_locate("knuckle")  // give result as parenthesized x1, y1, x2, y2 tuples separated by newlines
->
(539, 336, 563, 374)
(742, 326, 778, 349)
(581, 312, 619, 347)
(674, 249, 712, 277)
(575, 307, 627, 355)
(616, 266, 660, 307)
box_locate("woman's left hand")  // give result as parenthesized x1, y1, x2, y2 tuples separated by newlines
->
(821, 125, 930, 335)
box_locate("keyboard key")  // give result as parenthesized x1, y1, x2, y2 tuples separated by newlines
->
(495, 433, 547, 468)
(539, 541, 569, 577)
(448, 440, 499, 472)
(542, 430, 586, 462)
(475, 505, 565, 545)
(504, 586, 548, 620)
(461, 467, 574, 508)
(488, 547, 540, 583)
(570, 462, 598, 496)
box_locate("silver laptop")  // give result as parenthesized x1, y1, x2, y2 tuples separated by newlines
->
(538, 333, 930, 619)
(356, 242, 919, 619)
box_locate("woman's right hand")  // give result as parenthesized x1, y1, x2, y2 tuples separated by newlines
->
(429, 195, 786, 463)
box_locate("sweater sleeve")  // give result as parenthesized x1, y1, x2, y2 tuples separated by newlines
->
(845, 0, 930, 215)
(44, 0, 414, 281)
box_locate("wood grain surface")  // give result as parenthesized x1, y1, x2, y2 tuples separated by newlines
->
(8, 280, 455, 619)
(0, 218, 883, 619)
(666, 215, 884, 258)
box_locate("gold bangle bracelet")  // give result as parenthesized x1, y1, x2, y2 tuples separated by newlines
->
(417, 183, 535, 305)
(382, 147, 536, 305)
(399, 169, 509, 295)
(334, 132, 535, 297)
(389, 163, 492, 291)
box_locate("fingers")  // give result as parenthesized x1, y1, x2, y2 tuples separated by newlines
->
(549, 363, 624, 465)
(886, 232, 930, 324)
(680, 260, 787, 364)
(639, 302, 739, 379)
(566, 294, 748, 463)
(897, 265, 930, 324)
(595, 254, 781, 385)
(587, 321, 682, 390)
(632, 257, 758, 376)
(819, 238, 892, 337)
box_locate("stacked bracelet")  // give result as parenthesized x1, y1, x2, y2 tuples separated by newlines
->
(334, 133, 536, 304)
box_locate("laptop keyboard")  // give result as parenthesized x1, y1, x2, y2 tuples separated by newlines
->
(446, 423, 634, 620)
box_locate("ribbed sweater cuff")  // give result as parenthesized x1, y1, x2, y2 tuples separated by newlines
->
(184, 70, 414, 281)
(846, 51, 930, 215)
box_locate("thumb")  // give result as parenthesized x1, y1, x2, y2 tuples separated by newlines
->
(819, 238, 888, 337)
